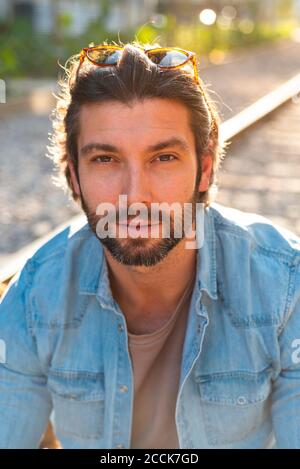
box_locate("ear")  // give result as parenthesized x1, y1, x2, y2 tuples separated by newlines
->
(198, 153, 213, 192)
(68, 158, 81, 197)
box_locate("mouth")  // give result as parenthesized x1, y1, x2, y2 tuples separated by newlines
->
(117, 222, 161, 227)
(116, 221, 162, 237)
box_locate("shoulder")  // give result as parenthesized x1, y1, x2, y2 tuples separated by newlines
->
(208, 203, 300, 328)
(210, 202, 300, 264)
(0, 218, 105, 372)
(28, 217, 92, 266)
(1, 217, 104, 328)
(25, 216, 103, 282)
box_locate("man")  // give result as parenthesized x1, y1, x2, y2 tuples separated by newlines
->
(0, 42, 300, 449)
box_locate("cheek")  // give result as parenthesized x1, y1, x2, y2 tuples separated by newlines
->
(152, 174, 196, 204)
(78, 167, 121, 207)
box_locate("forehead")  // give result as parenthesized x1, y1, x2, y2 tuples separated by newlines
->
(78, 98, 195, 150)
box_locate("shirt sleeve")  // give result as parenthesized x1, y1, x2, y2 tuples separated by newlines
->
(271, 258, 300, 448)
(0, 262, 52, 448)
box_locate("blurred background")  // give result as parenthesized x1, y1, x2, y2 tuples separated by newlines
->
(0, 0, 300, 264)
(1, 0, 300, 78)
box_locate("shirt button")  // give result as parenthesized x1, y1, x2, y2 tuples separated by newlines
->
(116, 444, 125, 449)
(118, 324, 124, 332)
(119, 385, 128, 393)
(237, 395, 247, 405)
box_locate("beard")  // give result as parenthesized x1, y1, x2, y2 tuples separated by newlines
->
(80, 173, 201, 267)
(94, 234, 181, 267)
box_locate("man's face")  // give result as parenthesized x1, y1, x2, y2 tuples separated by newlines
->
(69, 98, 212, 266)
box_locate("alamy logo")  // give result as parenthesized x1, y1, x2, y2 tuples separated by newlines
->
(291, 338, 300, 365)
(95, 195, 205, 250)
(0, 339, 6, 364)
(0, 79, 6, 103)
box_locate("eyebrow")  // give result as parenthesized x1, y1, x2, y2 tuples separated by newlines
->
(79, 137, 190, 158)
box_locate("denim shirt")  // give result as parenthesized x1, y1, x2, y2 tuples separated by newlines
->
(0, 202, 300, 449)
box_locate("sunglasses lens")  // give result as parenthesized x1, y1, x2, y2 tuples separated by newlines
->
(147, 49, 189, 67)
(87, 48, 123, 65)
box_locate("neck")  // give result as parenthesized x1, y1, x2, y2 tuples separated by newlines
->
(104, 240, 197, 333)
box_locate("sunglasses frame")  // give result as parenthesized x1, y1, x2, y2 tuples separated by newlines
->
(77, 45, 200, 84)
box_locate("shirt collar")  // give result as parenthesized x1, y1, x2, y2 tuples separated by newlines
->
(196, 204, 218, 301)
(78, 226, 105, 295)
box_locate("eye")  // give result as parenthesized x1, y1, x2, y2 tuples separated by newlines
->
(155, 154, 177, 162)
(93, 155, 113, 163)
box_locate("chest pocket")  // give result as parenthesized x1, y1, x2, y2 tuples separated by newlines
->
(196, 368, 272, 446)
(47, 371, 105, 440)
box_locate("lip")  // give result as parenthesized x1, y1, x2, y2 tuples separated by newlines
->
(117, 222, 161, 227)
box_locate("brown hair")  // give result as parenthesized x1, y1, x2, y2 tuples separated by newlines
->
(48, 41, 225, 206)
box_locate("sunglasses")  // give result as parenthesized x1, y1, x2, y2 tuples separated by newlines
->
(77, 44, 200, 84)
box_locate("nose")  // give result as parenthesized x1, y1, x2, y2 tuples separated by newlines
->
(123, 163, 152, 208)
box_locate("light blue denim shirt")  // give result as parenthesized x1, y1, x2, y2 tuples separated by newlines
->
(1, 202, 300, 449)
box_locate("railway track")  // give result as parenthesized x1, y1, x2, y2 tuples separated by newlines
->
(217, 74, 300, 235)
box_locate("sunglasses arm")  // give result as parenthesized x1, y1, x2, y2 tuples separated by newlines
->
(191, 55, 200, 84)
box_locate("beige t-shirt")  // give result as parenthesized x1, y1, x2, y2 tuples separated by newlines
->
(128, 279, 194, 449)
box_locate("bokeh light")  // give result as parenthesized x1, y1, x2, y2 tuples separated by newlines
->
(221, 6, 237, 21)
(199, 9, 217, 26)
(238, 19, 255, 34)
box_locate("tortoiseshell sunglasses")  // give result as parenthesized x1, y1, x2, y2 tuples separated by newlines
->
(76, 44, 200, 84)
